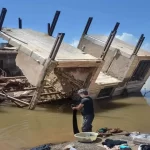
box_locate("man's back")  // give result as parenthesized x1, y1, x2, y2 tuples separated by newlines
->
(81, 96, 94, 116)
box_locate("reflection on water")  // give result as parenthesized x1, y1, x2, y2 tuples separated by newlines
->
(0, 93, 150, 150)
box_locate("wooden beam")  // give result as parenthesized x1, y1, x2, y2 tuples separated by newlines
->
(5, 86, 53, 92)
(13, 101, 26, 108)
(57, 60, 101, 68)
(15, 91, 60, 99)
(0, 92, 29, 105)
(28, 61, 57, 110)
(0, 76, 26, 80)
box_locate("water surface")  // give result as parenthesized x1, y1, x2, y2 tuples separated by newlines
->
(0, 94, 150, 150)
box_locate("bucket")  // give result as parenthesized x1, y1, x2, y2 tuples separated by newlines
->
(74, 132, 98, 143)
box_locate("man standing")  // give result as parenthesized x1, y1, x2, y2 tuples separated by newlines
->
(72, 89, 94, 132)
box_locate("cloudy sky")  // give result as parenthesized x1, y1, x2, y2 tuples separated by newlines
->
(0, 0, 150, 51)
(0, 0, 150, 91)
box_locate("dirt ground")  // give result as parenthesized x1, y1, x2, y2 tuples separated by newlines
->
(28, 135, 139, 150)
(51, 137, 138, 150)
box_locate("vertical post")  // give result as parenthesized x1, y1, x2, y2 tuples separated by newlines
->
(0, 8, 7, 31)
(50, 33, 65, 60)
(28, 33, 65, 110)
(48, 23, 51, 36)
(49, 11, 60, 36)
(18, 18, 22, 29)
(101, 22, 120, 60)
(82, 17, 93, 37)
(132, 34, 145, 55)
(77, 17, 93, 48)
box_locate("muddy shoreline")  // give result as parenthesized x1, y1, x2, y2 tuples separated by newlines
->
(26, 135, 139, 150)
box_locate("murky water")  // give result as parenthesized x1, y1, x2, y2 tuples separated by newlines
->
(0, 94, 150, 150)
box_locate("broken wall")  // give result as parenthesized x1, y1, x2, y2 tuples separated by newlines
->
(16, 50, 100, 100)
(44, 67, 97, 100)
(78, 36, 131, 81)
(106, 55, 132, 81)
(125, 56, 150, 92)
(113, 55, 150, 96)
(16, 51, 44, 86)
(87, 61, 104, 98)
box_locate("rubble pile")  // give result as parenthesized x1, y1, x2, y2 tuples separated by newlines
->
(0, 76, 67, 108)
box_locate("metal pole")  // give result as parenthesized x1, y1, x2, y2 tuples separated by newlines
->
(82, 17, 93, 36)
(101, 22, 120, 60)
(48, 23, 51, 35)
(138, 36, 145, 50)
(49, 33, 60, 58)
(0, 8, 7, 31)
(132, 34, 145, 55)
(18, 18, 22, 29)
(49, 11, 60, 36)
(50, 33, 65, 60)
(77, 17, 93, 48)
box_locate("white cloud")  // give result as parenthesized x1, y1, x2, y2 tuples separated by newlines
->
(142, 43, 150, 50)
(116, 32, 150, 51)
(116, 33, 138, 45)
(70, 39, 79, 47)
(0, 38, 7, 43)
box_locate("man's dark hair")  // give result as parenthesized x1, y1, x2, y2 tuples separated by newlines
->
(78, 89, 88, 95)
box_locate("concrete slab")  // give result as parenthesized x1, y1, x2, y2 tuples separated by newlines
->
(0, 28, 102, 87)
(0, 28, 99, 66)
(86, 35, 150, 57)
(95, 71, 121, 86)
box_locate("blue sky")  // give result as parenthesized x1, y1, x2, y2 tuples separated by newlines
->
(0, 0, 150, 91)
(1, 0, 150, 49)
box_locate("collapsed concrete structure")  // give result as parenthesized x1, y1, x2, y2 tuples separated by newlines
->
(0, 28, 104, 109)
(0, 7, 149, 109)
(0, 8, 110, 109)
(78, 33, 150, 99)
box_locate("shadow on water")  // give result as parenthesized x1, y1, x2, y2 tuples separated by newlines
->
(94, 100, 134, 113)
(0, 92, 147, 115)
(0, 108, 8, 113)
(37, 95, 138, 115)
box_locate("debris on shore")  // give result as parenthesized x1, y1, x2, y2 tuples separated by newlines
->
(27, 131, 150, 150)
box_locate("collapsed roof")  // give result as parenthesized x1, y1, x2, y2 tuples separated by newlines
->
(85, 35, 150, 57)
(0, 28, 101, 86)
(0, 28, 100, 66)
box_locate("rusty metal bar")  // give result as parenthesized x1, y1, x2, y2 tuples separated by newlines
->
(0, 8, 7, 31)
(132, 34, 145, 55)
(101, 22, 120, 60)
(48, 23, 51, 35)
(49, 11, 60, 36)
(18, 18, 22, 29)
(49, 33, 65, 60)
(82, 17, 93, 36)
